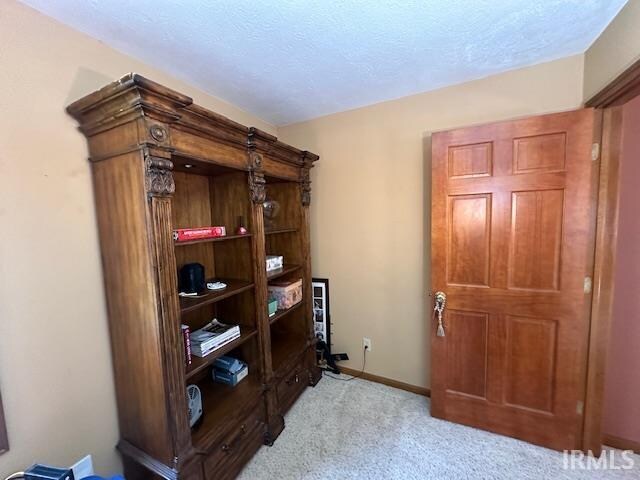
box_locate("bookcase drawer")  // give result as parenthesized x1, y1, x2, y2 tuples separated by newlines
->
(277, 367, 307, 413)
(203, 406, 265, 480)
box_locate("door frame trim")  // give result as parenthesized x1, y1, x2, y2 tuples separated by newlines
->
(582, 106, 623, 456)
(582, 61, 640, 455)
(586, 58, 640, 108)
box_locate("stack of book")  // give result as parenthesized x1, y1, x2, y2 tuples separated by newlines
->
(189, 319, 241, 357)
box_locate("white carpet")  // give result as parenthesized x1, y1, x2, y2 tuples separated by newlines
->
(239, 374, 640, 480)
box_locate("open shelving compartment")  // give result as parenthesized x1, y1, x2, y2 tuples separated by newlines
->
(264, 179, 309, 378)
(172, 165, 264, 451)
(189, 338, 264, 452)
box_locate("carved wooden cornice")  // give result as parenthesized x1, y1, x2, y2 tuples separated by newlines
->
(249, 127, 306, 167)
(66, 73, 191, 136)
(247, 127, 277, 150)
(67, 73, 319, 179)
(177, 104, 248, 148)
(66, 73, 247, 148)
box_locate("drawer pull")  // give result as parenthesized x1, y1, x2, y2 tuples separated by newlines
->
(286, 374, 299, 386)
(220, 424, 247, 454)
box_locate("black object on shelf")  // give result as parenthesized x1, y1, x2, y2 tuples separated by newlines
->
(179, 262, 205, 294)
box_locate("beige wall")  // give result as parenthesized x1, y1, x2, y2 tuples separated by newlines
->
(280, 55, 585, 389)
(0, 1, 275, 476)
(584, 0, 640, 101)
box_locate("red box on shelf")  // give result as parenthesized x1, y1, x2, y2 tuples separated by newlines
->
(173, 226, 226, 242)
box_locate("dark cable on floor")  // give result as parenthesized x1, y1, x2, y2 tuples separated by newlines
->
(323, 346, 367, 381)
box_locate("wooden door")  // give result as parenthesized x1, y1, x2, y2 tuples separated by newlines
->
(430, 109, 600, 451)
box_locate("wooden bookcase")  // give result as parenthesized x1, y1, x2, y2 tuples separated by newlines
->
(67, 74, 321, 480)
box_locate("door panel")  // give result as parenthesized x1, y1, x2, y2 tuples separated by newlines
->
(447, 194, 491, 286)
(508, 189, 564, 291)
(431, 109, 599, 451)
(448, 142, 493, 178)
(504, 315, 557, 413)
(446, 310, 489, 399)
(513, 133, 567, 173)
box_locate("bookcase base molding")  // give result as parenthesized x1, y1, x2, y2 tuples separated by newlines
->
(67, 74, 321, 480)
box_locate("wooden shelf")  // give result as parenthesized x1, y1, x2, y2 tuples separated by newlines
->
(267, 264, 301, 281)
(271, 334, 307, 375)
(186, 327, 258, 381)
(265, 227, 298, 235)
(269, 302, 303, 326)
(174, 233, 253, 247)
(191, 375, 262, 451)
(180, 279, 254, 314)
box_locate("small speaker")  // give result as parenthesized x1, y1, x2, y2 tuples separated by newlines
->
(179, 263, 205, 294)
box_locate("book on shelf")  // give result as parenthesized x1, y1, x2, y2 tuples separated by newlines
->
(268, 298, 278, 317)
(212, 355, 248, 386)
(213, 355, 245, 373)
(213, 363, 248, 386)
(190, 319, 241, 357)
(181, 324, 192, 366)
(173, 226, 226, 242)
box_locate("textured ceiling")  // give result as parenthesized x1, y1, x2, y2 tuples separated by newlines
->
(21, 0, 627, 125)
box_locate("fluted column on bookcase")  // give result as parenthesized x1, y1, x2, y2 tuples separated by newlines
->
(247, 149, 285, 444)
(144, 148, 194, 468)
(300, 152, 322, 386)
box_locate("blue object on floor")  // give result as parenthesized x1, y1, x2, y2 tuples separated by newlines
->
(80, 477, 124, 480)
(24, 465, 73, 480)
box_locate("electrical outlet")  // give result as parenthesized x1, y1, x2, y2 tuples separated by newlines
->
(363, 337, 372, 352)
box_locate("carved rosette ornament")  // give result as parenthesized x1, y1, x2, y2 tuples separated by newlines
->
(300, 168, 312, 206)
(248, 151, 266, 204)
(145, 155, 175, 197)
(149, 124, 168, 143)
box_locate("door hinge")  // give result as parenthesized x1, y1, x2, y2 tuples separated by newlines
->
(591, 143, 600, 162)
(584, 276, 592, 294)
(577, 400, 584, 415)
